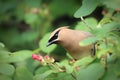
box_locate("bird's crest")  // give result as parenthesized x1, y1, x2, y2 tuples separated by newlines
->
(49, 26, 69, 39)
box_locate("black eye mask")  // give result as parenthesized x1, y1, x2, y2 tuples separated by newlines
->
(48, 30, 61, 43)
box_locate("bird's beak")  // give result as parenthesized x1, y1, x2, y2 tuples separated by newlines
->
(46, 41, 52, 47)
(46, 40, 56, 47)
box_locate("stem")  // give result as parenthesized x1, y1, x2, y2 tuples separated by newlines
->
(49, 63, 65, 72)
(80, 17, 93, 31)
(71, 73, 77, 80)
(33, 48, 41, 53)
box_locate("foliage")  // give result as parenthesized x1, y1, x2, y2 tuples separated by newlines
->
(0, 0, 120, 80)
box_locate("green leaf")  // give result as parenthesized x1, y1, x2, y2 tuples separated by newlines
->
(34, 70, 54, 80)
(0, 50, 11, 59)
(114, 13, 120, 22)
(65, 65, 73, 74)
(0, 42, 5, 48)
(75, 17, 98, 31)
(25, 0, 41, 8)
(80, 37, 98, 46)
(114, 58, 120, 77)
(24, 13, 38, 25)
(97, 18, 111, 28)
(14, 66, 33, 80)
(20, 31, 38, 42)
(50, 0, 78, 17)
(55, 72, 74, 80)
(39, 33, 57, 54)
(97, 49, 107, 59)
(9, 50, 33, 63)
(0, 63, 15, 75)
(56, 59, 73, 73)
(61, 60, 73, 74)
(35, 66, 50, 74)
(0, 1, 17, 14)
(103, 0, 120, 10)
(93, 22, 119, 38)
(102, 61, 120, 80)
(77, 63, 105, 80)
(73, 56, 95, 68)
(74, 0, 101, 18)
(0, 50, 33, 63)
(0, 75, 12, 80)
(0, 43, 12, 63)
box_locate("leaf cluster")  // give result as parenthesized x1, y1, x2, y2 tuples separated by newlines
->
(0, 0, 120, 80)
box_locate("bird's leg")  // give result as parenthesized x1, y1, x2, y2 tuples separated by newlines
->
(91, 42, 97, 57)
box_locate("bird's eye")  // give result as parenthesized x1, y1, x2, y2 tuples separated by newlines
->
(54, 29, 60, 37)
(55, 33, 58, 36)
(48, 30, 60, 43)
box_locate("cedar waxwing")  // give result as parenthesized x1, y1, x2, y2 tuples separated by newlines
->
(47, 27, 95, 59)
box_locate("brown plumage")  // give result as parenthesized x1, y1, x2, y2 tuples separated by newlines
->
(47, 26, 95, 59)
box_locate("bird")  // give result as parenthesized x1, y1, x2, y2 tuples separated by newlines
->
(46, 26, 96, 59)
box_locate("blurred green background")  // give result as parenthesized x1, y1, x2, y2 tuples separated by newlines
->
(0, 0, 80, 51)
(0, 0, 120, 80)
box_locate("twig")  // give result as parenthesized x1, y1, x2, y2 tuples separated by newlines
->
(49, 63, 65, 72)
(80, 17, 93, 31)
(71, 73, 77, 80)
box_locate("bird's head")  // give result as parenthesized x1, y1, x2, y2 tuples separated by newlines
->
(46, 26, 68, 47)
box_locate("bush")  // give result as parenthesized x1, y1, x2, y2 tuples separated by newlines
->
(0, 0, 120, 80)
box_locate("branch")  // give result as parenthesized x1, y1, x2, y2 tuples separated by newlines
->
(80, 17, 93, 31)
